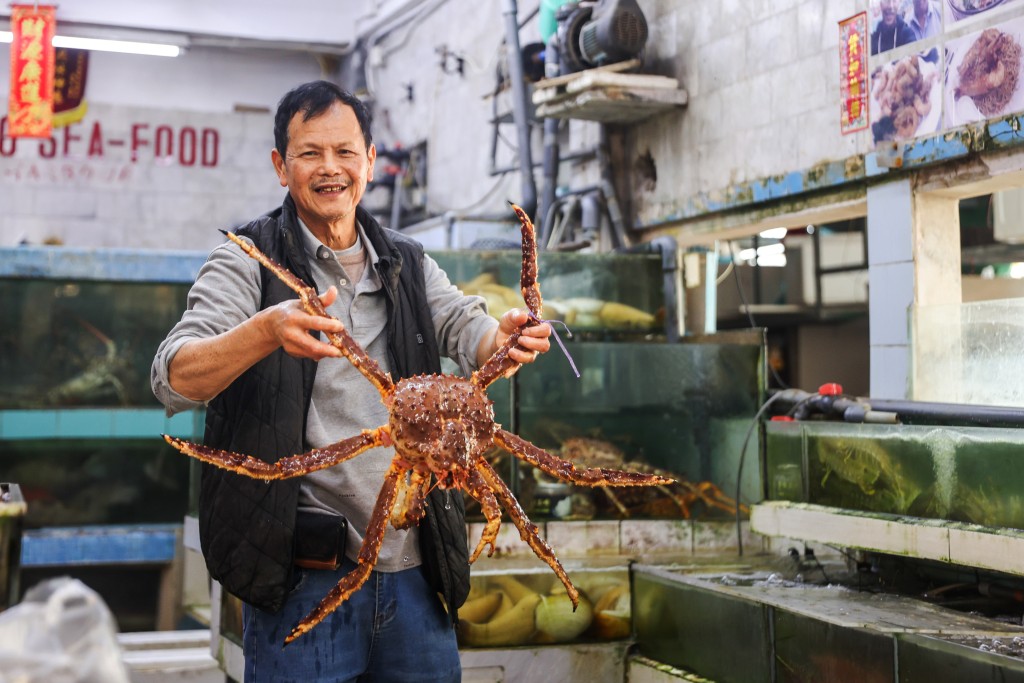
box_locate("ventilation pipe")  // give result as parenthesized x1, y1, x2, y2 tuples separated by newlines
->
(538, 118, 561, 248)
(502, 0, 538, 219)
(623, 237, 681, 342)
(579, 191, 602, 245)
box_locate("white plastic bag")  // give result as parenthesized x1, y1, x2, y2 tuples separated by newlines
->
(0, 577, 130, 683)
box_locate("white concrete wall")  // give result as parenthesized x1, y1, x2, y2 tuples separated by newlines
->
(358, 0, 543, 218)
(0, 47, 322, 249)
(362, 0, 873, 229)
(5, 0, 374, 47)
(634, 0, 869, 225)
(0, 0, 878, 249)
(0, 102, 288, 251)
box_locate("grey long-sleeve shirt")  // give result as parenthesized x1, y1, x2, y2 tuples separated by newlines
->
(152, 219, 498, 572)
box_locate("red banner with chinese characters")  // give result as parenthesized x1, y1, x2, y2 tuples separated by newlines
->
(8, 4, 57, 138)
(839, 12, 868, 135)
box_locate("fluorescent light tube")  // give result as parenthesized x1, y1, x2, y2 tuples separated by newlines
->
(758, 227, 788, 240)
(0, 30, 180, 57)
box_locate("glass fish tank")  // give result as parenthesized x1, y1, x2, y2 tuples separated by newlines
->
(0, 245, 662, 410)
(431, 249, 665, 336)
(0, 439, 190, 529)
(0, 247, 204, 409)
(0, 246, 207, 527)
(898, 633, 1024, 681)
(210, 559, 633, 655)
(494, 333, 764, 522)
(456, 559, 631, 648)
(632, 562, 1024, 682)
(765, 420, 1024, 529)
(913, 298, 1024, 408)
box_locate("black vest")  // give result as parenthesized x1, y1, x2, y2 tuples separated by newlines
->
(199, 196, 470, 616)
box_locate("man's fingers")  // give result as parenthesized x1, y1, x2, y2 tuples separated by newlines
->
(319, 285, 338, 307)
(270, 295, 344, 359)
(284, 328, 341, 360)
(520, 321, 552, 339)
(509, 346, 541, 364)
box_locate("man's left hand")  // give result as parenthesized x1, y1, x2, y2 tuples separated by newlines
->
(495, 308, 552, 364)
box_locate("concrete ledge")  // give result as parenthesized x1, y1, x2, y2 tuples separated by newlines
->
(627, 655, 715, 682)
(751, 501, 1024, 576)
(118, 629, 221, 683)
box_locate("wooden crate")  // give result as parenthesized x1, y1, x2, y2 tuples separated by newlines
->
(532, 61, 687, 123)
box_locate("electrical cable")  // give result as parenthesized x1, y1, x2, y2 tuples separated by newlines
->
(732, 387, 837, 558)
(430, 172, 512, 216)
(715, 257, 734, 286)
(733, 391, 785, 557)
(362, 0, 447, 96)
(726, 241, 759, 329)
(726, 241, 790, 391)
(802, 546, 832, 584)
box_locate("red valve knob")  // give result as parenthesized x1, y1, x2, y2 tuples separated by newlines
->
(818, 383, 843, 396)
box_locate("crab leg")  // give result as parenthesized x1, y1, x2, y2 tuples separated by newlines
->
(494, 429, 675, 488)
(683, 482, 750, 516)
(224, 231, 395, 400)
(472, 203, 543, 389)
(286, 459, 404, 645)
(471, 330, 525, 388)
(162, 427, 389, 481)
(390, 469, 430, 530)
(476, 459, 579, 608)
(464, 466, 503, 563)
(511, 202, 543, 318)
(599, 488, 633, 518)
(656, 484, 692, 517)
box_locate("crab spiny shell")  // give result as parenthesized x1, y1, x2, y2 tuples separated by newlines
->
(389, 374, 496, 484)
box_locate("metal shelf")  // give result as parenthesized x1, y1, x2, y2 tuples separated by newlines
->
(532, 63, 687, 124)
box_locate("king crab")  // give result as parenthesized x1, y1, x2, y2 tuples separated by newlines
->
(163, 203, 672, 644)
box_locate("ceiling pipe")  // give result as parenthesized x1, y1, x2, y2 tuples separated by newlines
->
(501, 0, 538, 220)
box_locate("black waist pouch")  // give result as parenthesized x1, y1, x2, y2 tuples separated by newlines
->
(294, 510, 347, 570)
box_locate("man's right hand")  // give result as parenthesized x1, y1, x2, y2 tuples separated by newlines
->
(169, 286, 346, 402)
(261, 286, 346, 361)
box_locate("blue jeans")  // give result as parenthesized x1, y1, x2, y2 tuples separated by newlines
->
(242, 557, 460, 683)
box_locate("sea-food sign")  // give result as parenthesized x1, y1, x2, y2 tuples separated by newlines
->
(8, 4, 57, 138)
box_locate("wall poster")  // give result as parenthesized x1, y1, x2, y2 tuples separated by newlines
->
(945, 0, 1022, 25)
(8, 4, 57, 138)
(944, 16, 1024, 127)
(870, 49, 942, 142)
(868, 0, 943, 56)
(859, 0, 1024, 144)
(841, 13, 870, 134)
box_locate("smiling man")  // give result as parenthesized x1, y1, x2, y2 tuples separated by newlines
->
(271, 94, 375, 250)
(906, 0, 941, 42)
(871, 0, 917, 55)
(151, 81, 551, 682)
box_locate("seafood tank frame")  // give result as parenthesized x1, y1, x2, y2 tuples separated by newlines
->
(0, 245, 207, 632)
(190, 243, 767, 682)
(627, 379, 1024, 682)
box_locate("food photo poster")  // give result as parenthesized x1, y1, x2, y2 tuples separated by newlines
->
(945, 0, 1022, 26)
(944, 15, 1024, 127)
(855, 0, 1024, 142)
(869, 0, 942, 56)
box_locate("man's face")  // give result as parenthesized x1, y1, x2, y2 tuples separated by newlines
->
(272, 102, 376, 235)
(914, 0, 928, 14)
(881, 0, 897, 24)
